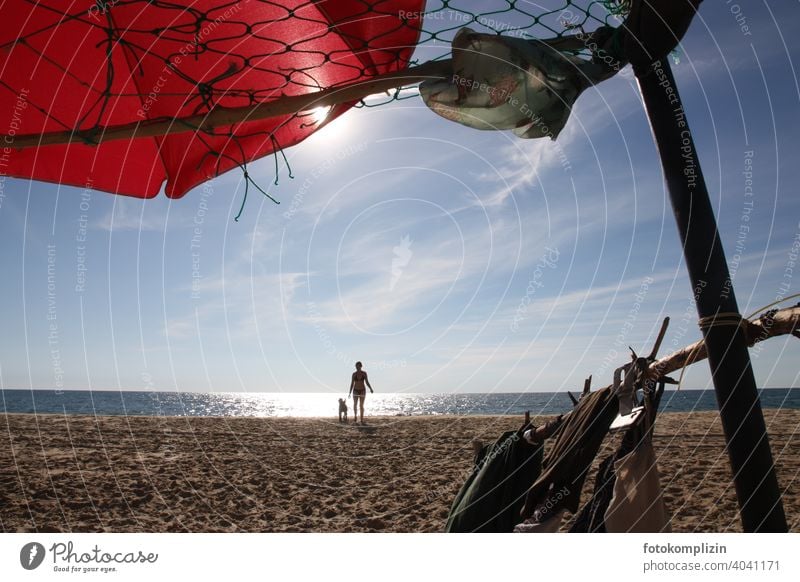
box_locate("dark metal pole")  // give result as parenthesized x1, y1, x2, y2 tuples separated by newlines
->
(635, 59, 787, 532)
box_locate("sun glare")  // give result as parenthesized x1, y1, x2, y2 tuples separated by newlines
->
(310, 106, 331, 125)
(304, 104, 354, 146)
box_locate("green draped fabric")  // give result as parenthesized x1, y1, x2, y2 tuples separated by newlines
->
(445, 430, 544, 533)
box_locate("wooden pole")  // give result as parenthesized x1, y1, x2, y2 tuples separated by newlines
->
(2, 59, 452, 149)
(1, 30, 603, 150)
(649, 306, 800, 378)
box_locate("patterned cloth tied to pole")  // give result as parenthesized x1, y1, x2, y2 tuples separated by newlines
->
(420, 27, 621, 140)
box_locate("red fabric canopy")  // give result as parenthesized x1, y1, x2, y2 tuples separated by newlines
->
(0, 0, 424, 198)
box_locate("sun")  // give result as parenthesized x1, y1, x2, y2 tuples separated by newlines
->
(303, 105, 354, 147)
(310, 106, 331, 125)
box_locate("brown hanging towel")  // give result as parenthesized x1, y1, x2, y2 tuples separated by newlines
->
(517, 387, 618, 527)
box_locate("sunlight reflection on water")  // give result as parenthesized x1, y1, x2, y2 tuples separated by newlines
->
(2, 389, 799, 417)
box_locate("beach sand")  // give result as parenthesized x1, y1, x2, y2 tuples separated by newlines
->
(1, 410, 798, 533)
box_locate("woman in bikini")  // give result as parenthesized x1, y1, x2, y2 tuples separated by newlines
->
(348, 361, 373, 424)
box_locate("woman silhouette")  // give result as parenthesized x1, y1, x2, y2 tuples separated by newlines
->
(348, 361, 373, 424)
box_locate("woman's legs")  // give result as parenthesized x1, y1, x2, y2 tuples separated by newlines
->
(354, 394, 365, 423)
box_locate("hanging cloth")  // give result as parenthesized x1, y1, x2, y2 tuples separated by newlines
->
(605, 376, 671, 533)
(570, 377, 671, 533)
(604, 437, 671, 532)
(568, 428, 670, 533)
(445, 430, 544, 533)
(568, 452, 619, 533)
(419, 27, 621, 140)
(519, 387, 618, 521)
(513, 508, 566, 533)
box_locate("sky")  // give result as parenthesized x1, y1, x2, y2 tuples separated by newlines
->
(0, 1, 798, 394)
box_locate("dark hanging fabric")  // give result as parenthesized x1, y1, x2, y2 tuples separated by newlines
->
(521, 387, 618, 519)
(604, 379, 670, 533)
(569, 454, 615, 532)
(446, 430, 544, 533)
(569, 427, 638, 532)
(569, 378, 668, 532)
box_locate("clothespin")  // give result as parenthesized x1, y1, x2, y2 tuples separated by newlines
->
(610, 317, 671, 431)
(648, 318, 670, 362)
(610, 363, 644, 431)
(521, 410, 540, 444)
(567, 376, 591, 408)
(519, 410, 532, 435)
(618, 362, 638, 417)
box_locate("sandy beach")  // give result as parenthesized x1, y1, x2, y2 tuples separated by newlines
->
(1, 410, 798, 533)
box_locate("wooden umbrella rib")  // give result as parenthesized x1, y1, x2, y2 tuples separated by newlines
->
(648, 306, 800, 378)
(3, 59, 452, 149)
(560, 307, 799, 414)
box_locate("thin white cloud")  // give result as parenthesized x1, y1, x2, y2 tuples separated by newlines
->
(164, 270, 307, 341)
(93, 196, 171, 231)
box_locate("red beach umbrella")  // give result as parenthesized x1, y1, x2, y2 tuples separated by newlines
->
(0, 0, 425, 198)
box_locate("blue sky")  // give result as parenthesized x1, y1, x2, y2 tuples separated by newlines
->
(0, 1, 798, 394)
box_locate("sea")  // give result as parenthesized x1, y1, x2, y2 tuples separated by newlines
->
(1, 388, 799, 418)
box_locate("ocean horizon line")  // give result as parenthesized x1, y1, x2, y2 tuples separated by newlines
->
(2, 388, 798, 418)
(4, 386, 799, 393)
